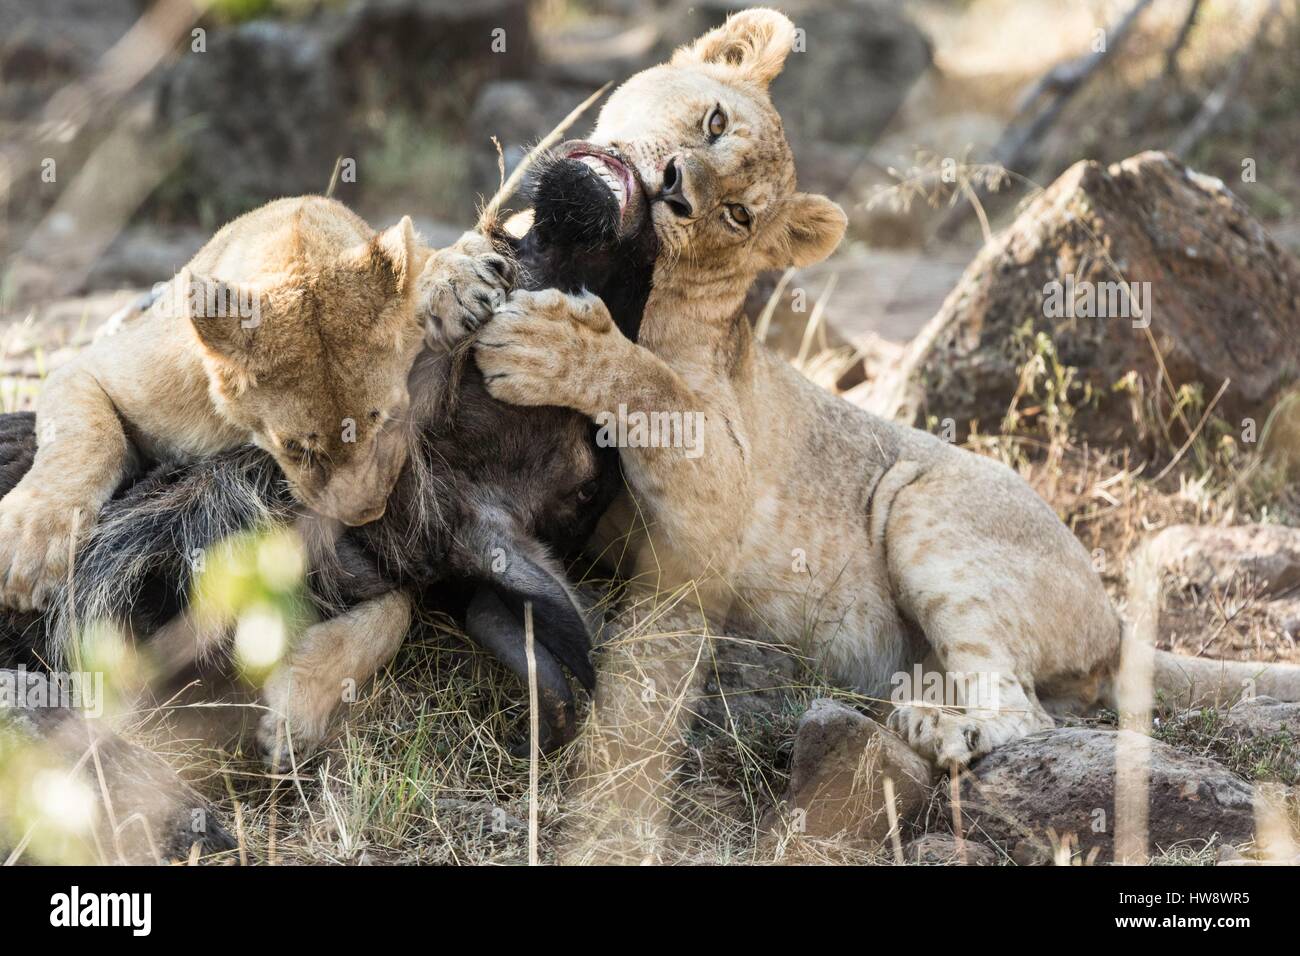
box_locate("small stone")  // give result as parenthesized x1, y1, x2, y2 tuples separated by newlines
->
(1012, 839, 1051, 866)
(905, 833, 997, 865)
(773, 698, 935, 843)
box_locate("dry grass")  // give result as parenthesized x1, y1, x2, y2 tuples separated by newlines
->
(87, 598, 846, 866)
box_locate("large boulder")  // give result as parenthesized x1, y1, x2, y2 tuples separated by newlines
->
(157, 20, 352, 218)
(155, 0, 535, 220)
(867, 152, 1300, 449)
(956, 727, 1260, 862)
(330, 0, 536, 117)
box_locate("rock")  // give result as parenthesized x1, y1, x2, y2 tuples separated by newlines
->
(774, 698, 934, 842)
(905, 832, 997, 865)
(1216, 843, 1247, 865)
(157, 20, 350, 220)
(1149, 524, 1300, 598)
(694, 635, 802, 730)
(1215, 695, 1300, 740)
(957, 727, 1258, 862)
(1270, 599, 1300, 641)
(331, 0, 535, 118)
(1011, 838, 1051, 866)
(1148, 524, 1300, 669)
(1160, 697, 1300, 787)
(155, 0, 535, 221)
(868, 152, 1300, 449)
(661, 0, 931, 147)
(0, 668, 235, 864)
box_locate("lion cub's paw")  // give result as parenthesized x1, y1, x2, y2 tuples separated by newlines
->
(417, 230, 516, 346)
(888, 703, 988, 768)
(476, 289, 617, 409)
(0, 490, 96, 611)
(255, 654, 345, 772)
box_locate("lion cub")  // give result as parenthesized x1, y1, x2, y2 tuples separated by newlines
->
(0, 196, 510, 610)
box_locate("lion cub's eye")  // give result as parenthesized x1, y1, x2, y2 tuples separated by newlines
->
(282, 438, 307, 458)
(727, 204, 751, 227)
(706, 106, 727, 140)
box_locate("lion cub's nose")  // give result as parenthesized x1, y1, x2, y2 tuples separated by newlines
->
(656, 156, 693, 218)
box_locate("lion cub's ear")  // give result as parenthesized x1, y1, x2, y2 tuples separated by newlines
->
(761, 193, 847, 269)
(342, 215, 418, 297)
(672, 8, 797, 87)
(177, 268, 266, 362)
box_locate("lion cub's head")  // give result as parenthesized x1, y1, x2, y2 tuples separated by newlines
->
(176, 215, 425, 527)
(585, 8, 846, 290)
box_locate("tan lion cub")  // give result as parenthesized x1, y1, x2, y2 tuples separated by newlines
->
(0, 196, 509, 610)
(480, 7, 1300, 800)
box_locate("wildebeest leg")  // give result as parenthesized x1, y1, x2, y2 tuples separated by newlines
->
(257, 589, 412, 771)
(464, 583, 576, 755)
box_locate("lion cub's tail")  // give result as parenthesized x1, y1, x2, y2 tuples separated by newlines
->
(1117, 529, 1300, 711)
(1151, 649, 1300, 707)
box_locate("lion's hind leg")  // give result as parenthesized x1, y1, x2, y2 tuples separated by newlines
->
(880, 474, 1083, 767)
(886, 642, 1055, 768)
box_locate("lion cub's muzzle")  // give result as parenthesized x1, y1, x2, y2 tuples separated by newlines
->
(297, 430, 408, 527)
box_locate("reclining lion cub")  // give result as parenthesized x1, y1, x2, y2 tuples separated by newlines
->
(478, 5, 1300, 784)
(0, 196, 509, 611)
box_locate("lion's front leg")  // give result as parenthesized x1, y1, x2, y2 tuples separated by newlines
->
(475, 288, 634, 414)
(0, 363, 134, 610)
(257, 590, 412, 771)
(476, 288, 753, 588)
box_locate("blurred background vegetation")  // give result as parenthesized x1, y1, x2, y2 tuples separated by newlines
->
(1, 1, 1295, 307)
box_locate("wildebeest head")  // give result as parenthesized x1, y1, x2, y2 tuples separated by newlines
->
(353, 146, 660, 740)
